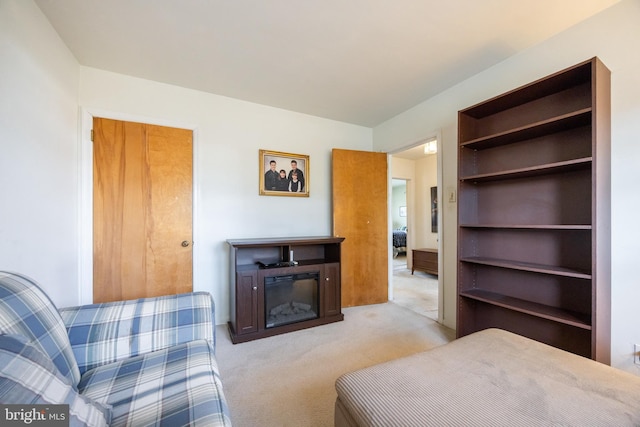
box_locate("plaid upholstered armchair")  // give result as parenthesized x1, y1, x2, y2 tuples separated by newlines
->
(0, 271, 232, 426)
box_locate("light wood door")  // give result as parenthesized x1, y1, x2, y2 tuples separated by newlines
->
(332, 149, 388, 307)
(93, 118, 193, 302)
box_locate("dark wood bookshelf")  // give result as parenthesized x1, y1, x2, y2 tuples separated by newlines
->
(459, 256, 592, 279)
(457, 57, 611, 363)
(460, 157, 592, 182)
(460, 108, 592, 150)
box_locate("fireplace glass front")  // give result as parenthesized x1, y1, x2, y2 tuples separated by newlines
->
(264, 272, 319, 328)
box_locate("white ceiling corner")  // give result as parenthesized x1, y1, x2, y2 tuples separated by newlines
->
(34, 0, 621, 128)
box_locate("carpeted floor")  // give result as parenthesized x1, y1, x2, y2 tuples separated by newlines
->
(392, 255, 439, 321)
(216, 302, 454, 427)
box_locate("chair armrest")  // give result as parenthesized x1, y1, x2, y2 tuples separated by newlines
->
(59, 292, 216, 375)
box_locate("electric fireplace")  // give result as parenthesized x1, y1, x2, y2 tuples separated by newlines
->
(265, 272, 319, 328)
(227, 236, 344, 344)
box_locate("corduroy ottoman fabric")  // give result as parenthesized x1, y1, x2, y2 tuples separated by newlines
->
(335, 328, 640, 426)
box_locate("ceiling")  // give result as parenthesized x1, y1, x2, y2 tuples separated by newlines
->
(35, 0, 619, 128)
(392, 139, 436, 160)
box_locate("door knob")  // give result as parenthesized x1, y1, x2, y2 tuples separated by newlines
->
(181, 241, 191, 247)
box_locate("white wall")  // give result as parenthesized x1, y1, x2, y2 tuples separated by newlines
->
(374, 0, 640, 373)
(414, 154, 438, 250)
(1, 1, 372, 325)
(0, 0, 80, 307)
(5, 0, 639, 373)
(78, 67, 372, 324)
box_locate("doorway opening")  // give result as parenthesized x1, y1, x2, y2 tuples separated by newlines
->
(391, 179, 408, 263)
(389, 136, 441, 322)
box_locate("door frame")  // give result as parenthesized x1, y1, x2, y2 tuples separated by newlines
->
(78, 108, 199, 304)
(388, 130, 444, 323)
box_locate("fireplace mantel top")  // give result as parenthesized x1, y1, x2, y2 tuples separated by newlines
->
(227, 236, 344, 247)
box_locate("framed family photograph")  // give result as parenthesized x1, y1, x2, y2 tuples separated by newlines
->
(259, 149, 309, 197)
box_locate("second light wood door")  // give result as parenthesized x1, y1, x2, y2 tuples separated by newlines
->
(332, 149, 388, 307)
(93, 118, 193, 303)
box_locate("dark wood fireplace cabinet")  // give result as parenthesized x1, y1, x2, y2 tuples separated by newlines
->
(456, 57, 611, 363)
(227, 236, 344, 344)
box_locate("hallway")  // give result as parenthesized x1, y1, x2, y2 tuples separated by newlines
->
(392, 254, 438, 321)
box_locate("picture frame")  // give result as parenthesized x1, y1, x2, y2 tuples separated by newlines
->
(399, 206, 407, 217)
(431, 186, 438, 233)
(259, 149, 309, 197)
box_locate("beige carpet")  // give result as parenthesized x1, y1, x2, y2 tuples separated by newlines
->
(215, 302, 454, 427)
(392, 267, 439, 321)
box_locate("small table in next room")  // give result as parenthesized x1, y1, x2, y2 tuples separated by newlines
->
(412, 248, 438, 276)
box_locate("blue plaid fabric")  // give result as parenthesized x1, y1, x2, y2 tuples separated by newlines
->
(59, 292, 216, 375)
(0, 272, 231, 426)
(0, 271, 81, 386)
(0, 333, 111, 426)
(79, 339, 231, 427)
